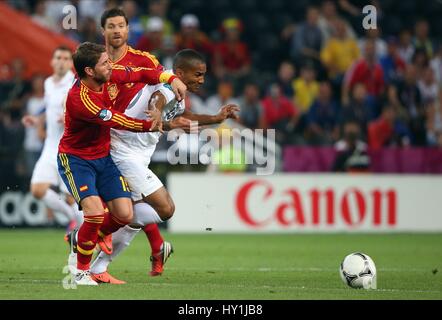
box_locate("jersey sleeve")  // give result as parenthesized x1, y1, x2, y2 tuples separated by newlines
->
(73, 87, 153, 132)
(110, 65, 177, 86)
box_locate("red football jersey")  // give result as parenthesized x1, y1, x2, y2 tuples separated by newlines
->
(59, 65, 174, 160)
(111, 46, 163, 112)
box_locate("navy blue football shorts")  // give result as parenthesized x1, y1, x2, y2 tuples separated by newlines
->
(57, 153, 131, 208)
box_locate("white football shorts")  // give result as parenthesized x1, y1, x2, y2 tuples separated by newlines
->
(31, 147, 69, 194)
(110, 149, 163, 201)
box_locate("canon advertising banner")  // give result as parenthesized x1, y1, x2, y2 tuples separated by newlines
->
(168, 173, 442, 232)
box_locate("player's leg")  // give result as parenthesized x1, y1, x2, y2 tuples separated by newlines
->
(58, 153, 104, 285)
(95, 156, 134, 255)
(31, 153, 79, 231)
(90, 224, 138, 284)
(135, 187, 175, 276)
(65, 193, 84, 228)
(91, 156, 172, 279)
(90, 189, 173, 280)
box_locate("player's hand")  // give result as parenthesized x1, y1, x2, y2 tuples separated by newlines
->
(171, 78, 187, 102)
(21, 115, 38, 127)
(145, 108, 163, 133)
(167, 116, 195, 133)
(217, 104, 240, 122)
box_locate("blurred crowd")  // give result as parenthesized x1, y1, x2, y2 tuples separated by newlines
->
(1, 0, 442, 184)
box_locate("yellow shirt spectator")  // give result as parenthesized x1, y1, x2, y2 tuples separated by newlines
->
(292, 78, 319, 113)
(321, 37, 360, 78)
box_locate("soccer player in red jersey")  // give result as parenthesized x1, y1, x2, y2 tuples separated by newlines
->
(98, 8, 174, 277)
(58, 42, 186, 285)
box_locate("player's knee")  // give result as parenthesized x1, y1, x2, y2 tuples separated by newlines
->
(159, 201, 175, 221)
(30, 185, 46, 199)
(116, 210, 133, 224)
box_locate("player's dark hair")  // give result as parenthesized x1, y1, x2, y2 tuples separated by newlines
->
(73, 42, 106, 79)
(53, 45, 73, 57)
(173, 49, 205, 72)
(101, 8, 129, 28)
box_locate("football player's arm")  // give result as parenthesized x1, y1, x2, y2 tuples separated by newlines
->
(75, 91, 161, 132)
(111, 65, 187, 101)
(179, 104, 240, 125)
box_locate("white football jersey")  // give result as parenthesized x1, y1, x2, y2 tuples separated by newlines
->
(110, 81, 185, 153)
(43, 70, 75, 152)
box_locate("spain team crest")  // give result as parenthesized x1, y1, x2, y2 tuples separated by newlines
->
(107, 83, 119, 100)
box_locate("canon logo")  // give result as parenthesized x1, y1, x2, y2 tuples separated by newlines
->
(235, 180, 397, 228)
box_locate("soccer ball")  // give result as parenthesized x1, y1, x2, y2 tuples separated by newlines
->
(339, 252, 377, 289)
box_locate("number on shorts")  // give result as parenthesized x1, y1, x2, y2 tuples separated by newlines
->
(119, 176, 130, 192)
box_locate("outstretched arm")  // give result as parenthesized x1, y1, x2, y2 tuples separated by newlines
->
(180, 104, 240, 125)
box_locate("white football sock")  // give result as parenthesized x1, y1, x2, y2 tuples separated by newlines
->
(70, 202, 84, 226)
(90, 225, 141, 274)
(42, 188, 74, 220)
(132, 202, 163, 226)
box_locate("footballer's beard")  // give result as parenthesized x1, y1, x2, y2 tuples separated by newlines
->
(93, 73, 109, 84)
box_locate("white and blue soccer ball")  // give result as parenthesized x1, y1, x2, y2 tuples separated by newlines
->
(340, 252, 377, 289)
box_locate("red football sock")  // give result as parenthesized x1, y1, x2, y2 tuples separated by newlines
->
(99, 212, 128, 236)
(143, 223, 163, 254)
(77, 214, 104, 270)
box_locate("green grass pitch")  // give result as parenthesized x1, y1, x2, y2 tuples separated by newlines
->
(0, 230, 441, 299)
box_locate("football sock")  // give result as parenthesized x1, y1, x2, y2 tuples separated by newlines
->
(42, 189, 74, 220)
(99, 212, 128, 236)
(77, 214, 104, 270)
(143, 223, 164, 255)
(91, 225, 141, 274)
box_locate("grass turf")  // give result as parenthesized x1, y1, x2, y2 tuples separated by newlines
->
(0, 229, 441, 299)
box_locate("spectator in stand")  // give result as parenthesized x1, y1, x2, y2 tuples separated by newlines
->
(397, 64, 426, 145)
(342, 39, 385, 105)
(358, 28, 387, 61)
(398, 29, 415, 64)
(384, 84, 410, 129)
(379, 36, 406, 85)
(121, 0, 145, 47)
(206, 79, 240, 117)
(418, 67, 439, 106)
(411, 48, 430, 80)
(430, 44, 442, 85)
(78, 0, 106, 23)
(22, 74, 45, 177)
(320, 18, 360, 86)
(277, 61, 296, 98)
(261, 83, 299, 145)
(340, 82, 376, 138)
(31, 0, 56, 31)
(368, 106, 395, 150)
(237, 82, 265, 130)
(139, 0, 174, 39)
(305, 81, 339, 145)
(175, 14, 213, 61)
(1, 58, 30, 111)
(0, 107, 26, 191)
(332, 120, 370, 173)
(413, 19, 433, 58)
(292, 63, 319, 114)
(317, 0, 356, 46)
(44, 0, 71, 32)
(426, 100, 442, 146)
(290, 6, 323, 69)
(78, 16, 101, 43)
(213, 18, 251, 82)
(136, 17, 167, 58)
